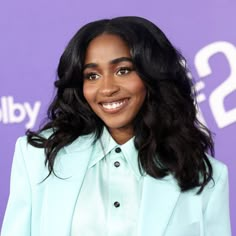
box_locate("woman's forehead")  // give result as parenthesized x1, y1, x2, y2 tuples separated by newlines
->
(84, 34, 131, 65)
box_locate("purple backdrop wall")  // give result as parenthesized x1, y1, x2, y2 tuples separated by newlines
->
(0, 0, 235, 233)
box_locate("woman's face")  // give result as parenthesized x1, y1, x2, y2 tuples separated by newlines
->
(83, 34, 146, 143)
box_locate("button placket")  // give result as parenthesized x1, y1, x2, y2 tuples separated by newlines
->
(109, 147, 123, 214)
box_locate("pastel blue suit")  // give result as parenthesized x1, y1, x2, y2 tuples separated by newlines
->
(1, 132, 231, 236)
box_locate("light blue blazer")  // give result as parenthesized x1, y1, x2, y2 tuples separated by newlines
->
(1, 133, 231, 236)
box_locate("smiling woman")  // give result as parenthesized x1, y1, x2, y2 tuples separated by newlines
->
(83, 34, 146, 144)
(1, 16, 231, 236)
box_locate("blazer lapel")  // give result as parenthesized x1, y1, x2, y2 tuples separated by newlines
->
(39, 134, 96, 236)
(138, 175, 181, 236)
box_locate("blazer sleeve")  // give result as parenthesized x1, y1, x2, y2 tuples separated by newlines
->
(204, 163, 231, 236)
(1, 137, 31, 236)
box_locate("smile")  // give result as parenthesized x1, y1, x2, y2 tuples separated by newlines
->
(100, 99, 128, 112)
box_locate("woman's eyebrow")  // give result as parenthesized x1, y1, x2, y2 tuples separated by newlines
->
(83, 63, 97, 70)
(110, 57, 132, 64)
(83, 57, 133, 70)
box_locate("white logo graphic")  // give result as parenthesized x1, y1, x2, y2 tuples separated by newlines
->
(195, 41, 236, 128)
(0, 96, 41, 129)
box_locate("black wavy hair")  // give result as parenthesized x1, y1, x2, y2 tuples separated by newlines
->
(27, 16, 214, 193)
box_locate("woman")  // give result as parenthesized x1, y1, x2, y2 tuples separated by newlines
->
(1, 16, 231, 236)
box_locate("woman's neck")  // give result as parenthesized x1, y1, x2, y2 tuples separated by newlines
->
(108, 127, 134, 145)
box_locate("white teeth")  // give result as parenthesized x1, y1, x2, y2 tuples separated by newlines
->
(102, 100, 125, 110)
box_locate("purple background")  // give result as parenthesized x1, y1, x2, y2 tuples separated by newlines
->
(0, 0, 235, 233)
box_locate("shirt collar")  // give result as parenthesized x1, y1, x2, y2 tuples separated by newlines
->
(88, 127, 118, 168)
(89, 127, 142, 180)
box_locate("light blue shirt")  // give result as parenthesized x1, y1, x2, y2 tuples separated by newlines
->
(71, 128, 143, 236)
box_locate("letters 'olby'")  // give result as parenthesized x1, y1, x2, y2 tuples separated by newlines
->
(0, 96, 41, 129)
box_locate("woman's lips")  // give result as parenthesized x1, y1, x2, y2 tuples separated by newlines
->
(99, 98, 129, 113)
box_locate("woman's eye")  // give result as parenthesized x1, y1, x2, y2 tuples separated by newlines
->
(84, 73, 100, 80)
(117, 67, 132, 76)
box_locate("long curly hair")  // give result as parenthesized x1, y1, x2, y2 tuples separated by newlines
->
(27, 16, 214, 193)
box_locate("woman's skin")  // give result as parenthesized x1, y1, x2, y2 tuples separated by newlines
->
(83, 34, 147, 144)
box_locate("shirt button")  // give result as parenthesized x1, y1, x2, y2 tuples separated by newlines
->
(114, 161, 120, 167)
(115, 147, 121, 153)
(114, 201, 120, 208)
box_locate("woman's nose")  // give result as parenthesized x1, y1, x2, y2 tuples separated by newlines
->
(99, 76, 120, 97)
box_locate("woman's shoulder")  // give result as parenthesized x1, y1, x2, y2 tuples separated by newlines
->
(16, 129, 96, 154)
(13, 130, 96, 182)
(200, 154, 229, 202)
